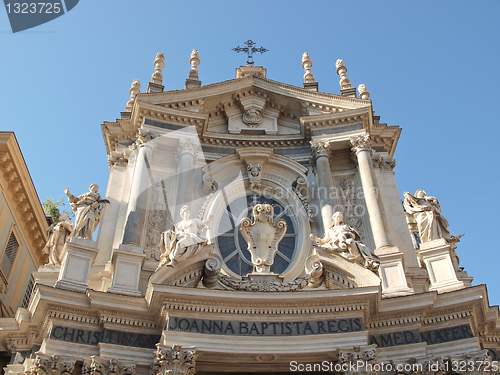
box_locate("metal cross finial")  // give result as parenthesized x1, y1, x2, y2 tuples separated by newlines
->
(232, 39, 268, 66)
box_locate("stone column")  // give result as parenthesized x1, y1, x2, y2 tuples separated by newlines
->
(311, 141, 334, 233)
(122, 142, 154, 246)
(350, 135, 391, 250)
(175, 138, 198, 220)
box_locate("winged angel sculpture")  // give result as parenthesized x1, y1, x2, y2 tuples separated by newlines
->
(239, 204, 287, 274)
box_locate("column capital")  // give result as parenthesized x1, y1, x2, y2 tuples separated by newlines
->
(151, 344, 197, 375)
(349, 134, 372, 155)
(131, 129, 157, 151)
(108, 150, 129, 169)
(338, 345, 378, 375)
(310, 140, 331, 160)
(29, 352, 77, 375)
(177, 137, 198, 159)
(82, 357, 136, 375)
(372, 154, 396, 171)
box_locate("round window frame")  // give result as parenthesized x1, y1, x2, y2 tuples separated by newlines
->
(208, 179, 311, 282)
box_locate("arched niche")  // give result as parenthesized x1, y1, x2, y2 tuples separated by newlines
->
(201, 148, 313, 283)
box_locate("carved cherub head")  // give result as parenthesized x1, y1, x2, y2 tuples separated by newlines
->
(247, 163, 261, 177)
(252, 204, 273, 223)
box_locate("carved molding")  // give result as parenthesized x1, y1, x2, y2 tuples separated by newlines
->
(324, 267, 359, 289)
(162, 300, 367, 315)
(217, 272, 311, 292)
(292, 177, 315, 222)
(242, 108, 264, 127)
(246, 163, 262, 192)
(0, 151, 46, 256)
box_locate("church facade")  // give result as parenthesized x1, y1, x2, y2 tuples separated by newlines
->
(1, 50, 499, 374)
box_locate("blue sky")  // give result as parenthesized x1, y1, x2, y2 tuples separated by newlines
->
(1, 1, 499, 305)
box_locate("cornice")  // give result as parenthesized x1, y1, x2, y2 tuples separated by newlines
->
(0, 133, 48, 266)
(136, 75, 371, 109)
(162, 300, 368, 316)
(148, 284, 380, 308)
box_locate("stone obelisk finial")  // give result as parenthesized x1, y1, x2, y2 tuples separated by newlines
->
(185, 49, 202, 89)
(147, 53, 165, 93)
(125, 80, 140, 111)
(358, 84, 370, 100)
(302, 52, 318, 91)
(335, 59, 356, 97)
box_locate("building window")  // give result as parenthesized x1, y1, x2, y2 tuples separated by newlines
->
(0, 232, 19, 280)
(21, 274, 35, 309)
(216, 194, 297, 277)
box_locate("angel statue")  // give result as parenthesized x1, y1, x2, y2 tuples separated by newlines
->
(404, 190, 455, 243)
(239, 204, 287, 274)
(42, 213, 73, 265)
(158, 205, 209, 267)
(64, 184, 109, 240)
(310, 211, 379, 271)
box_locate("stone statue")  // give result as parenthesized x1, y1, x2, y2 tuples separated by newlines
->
(64, 184, 109, 240)
(310, 211, 380, 271)
(158, 205, 209, 266)
(403, 190, 453, 243)
(239, 204, 287, 274)
(42, 213, 73, 265)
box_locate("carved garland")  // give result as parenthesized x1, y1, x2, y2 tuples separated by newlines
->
(217, 272, 311, 292)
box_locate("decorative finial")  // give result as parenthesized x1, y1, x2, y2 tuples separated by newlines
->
(335, 59, 351, 89)
(232, 39, 268, 66)
(358, 84, 370, 100)
(189, 49, 200, 81)
(302, 52, 315, 83)
(125, 80, 140, 111)
(151, 53, 165, 85)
